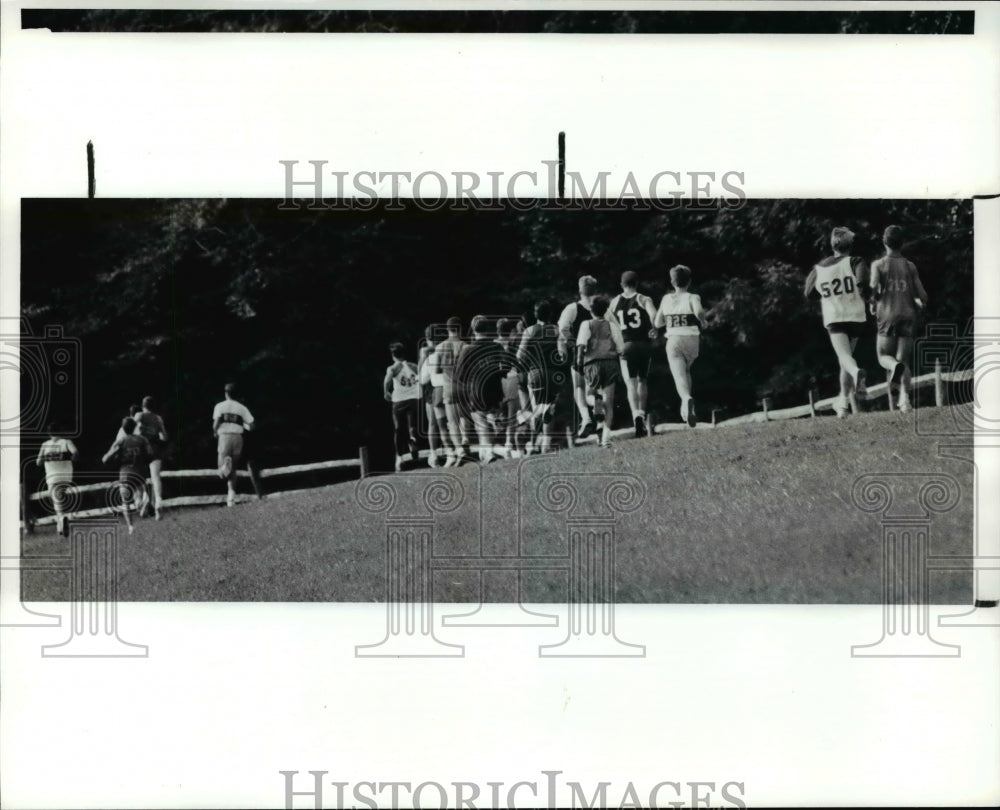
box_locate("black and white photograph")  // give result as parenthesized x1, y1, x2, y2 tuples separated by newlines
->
(2, 3, 999, 809)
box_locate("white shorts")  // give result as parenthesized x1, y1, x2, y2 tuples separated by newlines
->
(666, 335, 700, 366)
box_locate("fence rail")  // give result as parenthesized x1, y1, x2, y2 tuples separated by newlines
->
(21, 362, 973, 531)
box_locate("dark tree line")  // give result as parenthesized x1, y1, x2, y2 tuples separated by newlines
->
(23, 9, 973, 35)
(21, 198, 972, 471)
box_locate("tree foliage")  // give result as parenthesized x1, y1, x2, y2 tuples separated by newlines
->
(21, 198, 973, 468)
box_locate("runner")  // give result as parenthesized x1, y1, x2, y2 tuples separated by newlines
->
(35, 422, 78, 537)
(418, 327, 444, 468)
(517, 300, 562, 454)
(456, 315, 506, 463)
(436, 317, 471, 464)
(576, 296, 625, 449)
(557, 275, 600, 438)
(803, 227, 872, 417)
(134, 395, 168, 520)
(869, 225, 929, 413)
(655, 265, 708, 427)
(610, 270, 659, 438)
(384, 342, 420, 472)
(495, 318, 523, 457)
(101, 417, 151, 535)
(212, 383, 255, 507)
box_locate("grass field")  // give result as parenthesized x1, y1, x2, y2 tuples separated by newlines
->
(22, 406, 973, 603)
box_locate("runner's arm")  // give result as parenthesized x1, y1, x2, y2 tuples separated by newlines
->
(692, 295, 708, 330)
(556, 304, 575, 357)
(911, 262, 929, 308)
(383, 365, 395, 402)
(609, 320, 626, 354)
(575, 321, 591, 367)
(101, 438, 123, 465)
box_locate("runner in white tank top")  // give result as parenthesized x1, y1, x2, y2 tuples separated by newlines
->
(803, 227, 872, 417)
(655, 265, 708, 427)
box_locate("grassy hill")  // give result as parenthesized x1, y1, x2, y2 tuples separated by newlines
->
(22, 406, 973, 603)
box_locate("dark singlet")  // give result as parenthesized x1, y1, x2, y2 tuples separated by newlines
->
(614, 294, 652, 342)
(570, 302, 591, 342)
(118, 435, 149, 470)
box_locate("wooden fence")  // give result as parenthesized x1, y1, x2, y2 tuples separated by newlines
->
(21, 361, 972, 531)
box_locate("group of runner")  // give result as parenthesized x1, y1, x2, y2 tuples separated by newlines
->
(35, 385, 261, 536)
(33, 223, 929, 533)
(386, 223, 927, 471)
(385, 263, 708, 469)
(806, 224, 928, 417)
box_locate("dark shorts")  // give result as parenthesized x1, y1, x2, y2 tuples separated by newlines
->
(584, 358, 621, 391)
(143, 437, 165, 462)
(527, 365, 569, 405)
(432, 386, 445, 408)
(877, 317, 915, 338)
(422, 382, 435, 405)
(621, 340, 652, 379)
(827, 321, 866, 339)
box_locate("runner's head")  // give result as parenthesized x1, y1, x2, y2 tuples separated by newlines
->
(620, 270, 638, 292)
(224, 382, 237, 400)
(122, 417, 136, 435)
(591, 296, 610, 318)
(496, 318, 515, 340)
(389, 342, 406, 361)
(831, 226, 855, 254)
(424, 324, 436, 350)
(129, 404, 141, 417)
(46, 421, 59, 438)
(534, 300, 554, 324)
(883, 225, 904, 251)
(446, 316, 462, 337)
(142, 395, 155, 411)
(669, 264, 692, 290)
(578, 275, 598, 297)
(471, 315, 490, 337)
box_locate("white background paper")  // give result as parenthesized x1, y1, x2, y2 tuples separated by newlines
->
(2, 2, 999, 808)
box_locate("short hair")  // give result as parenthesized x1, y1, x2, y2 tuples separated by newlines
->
(883, 225, 904, 250)
(496, 318, 515, 337)
(389, 342, 406, 359)
(591, 296, 610, 317)
(142, 395, 155, 410)
(534, 300, 554, 323)
(470, 315, 489, 336)
(129, 403, 141, 417)
(578, 275, 598, 295)
(46, 421, 60, 436)
(621, 270, 638, 289)
(446, 316, 462, 333)
(122, 417, 136, 434)
(831, 226, 855, 253)
(669, 265, 692, 288)
(224, 382, 237, 396)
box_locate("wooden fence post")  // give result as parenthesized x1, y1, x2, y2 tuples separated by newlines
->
(20, 480, 33, 534)
(762, 397, 772, 420)
(359, 446, 370, 479)
(934, 359, 945, 407)
(808, 389, 817, 418)
(711, 408, 721, 427)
